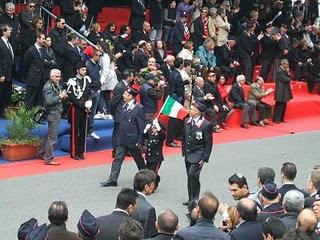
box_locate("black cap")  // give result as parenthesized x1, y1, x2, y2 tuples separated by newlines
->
(192, 102, 207, 112)
(126, 87, 139, 97)
(75, 61, 86, 70)
(77, 209, 99, 239)
(26, 224, 48, 240)
(18, 218, 38, 240)
(260, 182, 279, 200)
(180, 11, 188, 18)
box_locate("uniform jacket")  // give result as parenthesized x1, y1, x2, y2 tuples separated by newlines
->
(274, 67, 293, 102)
(229, 221, 263, 240)
(66, 76, 92, 110)
(132, 193, 157, 239)
(0, 37, 14, 81)
(257, 203, 285, 222)
(22, 45, 45, 87)
(247, 82, 268, 106)
(47, 224, 79, 240)
(177, 218, 230, 240)
(118, 101, 146, 147)
(97, 210, 131, 240)
(110, 80, 128, 123)
(182, 116, 213, 163)
(43, 80, 63, 114)
(144, 129, 166, 163)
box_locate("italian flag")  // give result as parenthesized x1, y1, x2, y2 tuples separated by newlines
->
(160, 96, 189, 120)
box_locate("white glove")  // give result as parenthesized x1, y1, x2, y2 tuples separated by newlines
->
(144, 123, 152, 134)
(152, 119, 161, 131)
(100, 78, 106, 85)
(85, 100, 92, 109)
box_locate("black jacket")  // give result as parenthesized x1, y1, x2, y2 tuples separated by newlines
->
(257, 203, 285, 222)
(144, 129, 165, 163)
(0, 38, 14, 81)
(110, 80, 128, 122)
(129, 0, 146, 30)
(229, 221, 263, 240)
(140, 82, 163, 113)
(62, 43, 81, 82)
(228, 83, 246, 106)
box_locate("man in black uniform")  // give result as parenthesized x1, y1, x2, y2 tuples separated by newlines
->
(101, 87, 147, 187)
(66, 61, 92, 160)
(182, 102, 213, 205)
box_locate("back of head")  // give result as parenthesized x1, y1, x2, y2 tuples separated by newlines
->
(198, 192, 219, 220)
(258, 167, 275, 185)
(283, 228, 311, 240)
(237, 198, 257, 221)
(116, 188, 138, 210)
(48, 201, 68, 225)
(281, 162, 297, 181)
(310, 165, 320, 191)
(119, 219, 144, 240)
(174, 57, 184, 69)
(283, 190, 305, 213)
(297, 209, 317, 233)
(262, 216, 287, 239)
(133, 169, 156, 192)
(157, 209, 179, 234)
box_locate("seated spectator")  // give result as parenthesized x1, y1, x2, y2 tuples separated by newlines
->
(228, 74, 258, 129)
(176, 192, 230, 240)
(77, 209, 100, 240)
(196, 37, 216, 70)
(262, 216, 287, 240)
(279, 162, 305, 203)
(119, 219, 144, 240)
(229, 198, 263, 240)
(146, 209, 179, 240)
(258, 182, 285, 222)
(87, 22, 102, 45)
(247, 76, 273, 126)
(297, 209, 318, 239)
(280, 190, 305, 230)
(97, 188, 139, 240)
(177, 41, 194, 61)
(102, 21, 117, 43)
(18, 218, 38, 240)
(47, 201, 78, 239)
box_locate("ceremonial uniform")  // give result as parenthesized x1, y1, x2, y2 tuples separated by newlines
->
(66, 75, 92, 159)
(182, 115, 213, 202)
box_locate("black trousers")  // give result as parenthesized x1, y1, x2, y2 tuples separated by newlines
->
(25, 85, 43, 109)
(273, 101, 287, 122)
(185, 161, 203, 202)
(261, 58, 273, 81)
(112, 122, 120, 151)
(256, 101, 272, 121)
(0, 81, 12, 117)
(166, 117, 182, 143)
(70, 106, 87, 158)
(241, 57, 253, 84)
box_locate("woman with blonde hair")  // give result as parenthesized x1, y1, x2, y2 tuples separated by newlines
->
(87, 22, 102, 44)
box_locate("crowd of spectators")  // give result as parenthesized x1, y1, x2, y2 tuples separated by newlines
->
(17, 163, 320, 240)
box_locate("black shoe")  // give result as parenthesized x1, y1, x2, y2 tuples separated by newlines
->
(183, 201, 189, 206)
(100, 180, 118, 187)
(240, 123, 249, 129)
(250, 121, 260, 126)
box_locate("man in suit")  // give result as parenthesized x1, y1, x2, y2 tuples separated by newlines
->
(166, 57, 187, 147)
(133, 40, 148, 72)
(146, 209, 180, 240)
(172, 12, 189, 56)
(100, 87, 147, 187)
(132, 169, 157, 238)
(272, 59, 293, 124)
(182, 102, 213, 205)
(22, 31, 46, 109)
(159, 55, 175, 102)
(177, 192, 230, 240)
(305, 165, 320, 208)
(97, 188, 139, 240)
(62, 33, 81, 82)
(247, 77, 273, 126)
(117, 43, 138, 73)
(47, 201, 79, 240)
(132, 21, 151, 43)
(229, 198, 263, 240)
(49, 17, 67, 68)
(129, 0, 146, 36)
(229, 74, 258, 129)
(109, 69, 135, 157)
(0, 24, 14, 118)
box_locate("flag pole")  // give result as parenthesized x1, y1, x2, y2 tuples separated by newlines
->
(156, 96, 169, 119)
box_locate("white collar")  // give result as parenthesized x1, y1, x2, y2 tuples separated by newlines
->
(1, 36, 9, 43)
(137, 191, 146, 198)
(35, 43, 42, 51)
(113, 208, 130, 215)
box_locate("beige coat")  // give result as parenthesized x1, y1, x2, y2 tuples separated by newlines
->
(214, 15, 230, 47)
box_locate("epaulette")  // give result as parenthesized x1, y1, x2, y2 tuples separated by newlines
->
(84, 75, 92, 83)
(67, 78, 77, 86)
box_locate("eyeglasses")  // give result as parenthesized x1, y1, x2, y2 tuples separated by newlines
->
(29, 5, 36, 8)
(208, 74, 216, 77)
(60, 22, 66, 25)
(202, 11, 208, 13)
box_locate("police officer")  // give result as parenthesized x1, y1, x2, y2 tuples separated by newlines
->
(101, 87, 147, 187)
(37, 69, 68, 165)
(66, 61, 92, 160)
(182, 102, 213, 205)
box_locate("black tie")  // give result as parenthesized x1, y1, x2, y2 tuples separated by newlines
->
(6, 40, 13, 59)
(38, 48, 42, 58)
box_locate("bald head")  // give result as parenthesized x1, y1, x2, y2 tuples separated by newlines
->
(297, 209, 317, 232)
(157, 209, 179, 234)
(237, 198, 257, 221)
(198, 192, 219, 220)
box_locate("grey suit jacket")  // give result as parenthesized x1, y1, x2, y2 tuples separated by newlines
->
(132, 193, 157, 238)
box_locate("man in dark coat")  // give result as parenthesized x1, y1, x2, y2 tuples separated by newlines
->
(229, 198, 263, 240)
(132, 169, 158, 239)
(100, 87, 147, 187)
(49, 17, 67, 68)
(109, 69, 135, 156)
(129, 0, 146, 36)
(62, 33, 81, 82)
(22, 31, 46, 109)
(47, 201, 79, 240)
(58, 0, 83, 31)
(272, 59, 293, 124)
(182, 102, 213, 205)
(146, 209, 179, 240)
(97, 188, 139, 240)
(0, 24, 14, 118)
(150, 0, 163, 42)
(172, 11, 189, 56)
(133, 40, 148, 72)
